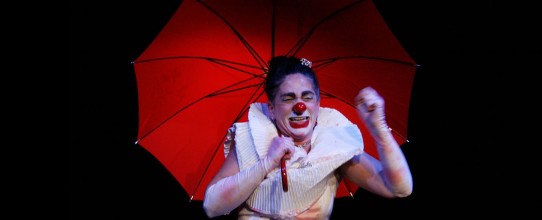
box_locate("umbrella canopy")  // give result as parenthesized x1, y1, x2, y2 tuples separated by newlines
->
(132, 0, 417, 201)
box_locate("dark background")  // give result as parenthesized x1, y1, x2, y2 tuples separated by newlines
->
(71, 0, 530, 219)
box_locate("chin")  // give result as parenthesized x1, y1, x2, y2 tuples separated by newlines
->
(290, 128, 311, 137)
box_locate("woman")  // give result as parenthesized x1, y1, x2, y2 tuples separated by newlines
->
(203, 56, 413, 219)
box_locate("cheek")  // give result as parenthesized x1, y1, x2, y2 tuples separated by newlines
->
(311, 110, 319, 119)
(277, 105, 292, 116)
(307, 104, 319, 116)
(269, 105, 284, 119)
(268, 104, 275, 119)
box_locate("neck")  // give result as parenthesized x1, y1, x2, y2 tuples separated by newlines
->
(274, 123, 312, 148)
(294, 141, 310, 148)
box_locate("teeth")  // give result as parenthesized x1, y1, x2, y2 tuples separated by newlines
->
(289, 117, 309, 121)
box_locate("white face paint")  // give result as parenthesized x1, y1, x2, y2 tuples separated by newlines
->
(268, 73, 319, 143)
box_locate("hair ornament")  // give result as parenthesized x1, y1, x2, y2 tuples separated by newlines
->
(300, 58, 312, 68)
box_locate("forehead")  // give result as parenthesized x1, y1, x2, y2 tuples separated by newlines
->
(278, 74, 314, 91)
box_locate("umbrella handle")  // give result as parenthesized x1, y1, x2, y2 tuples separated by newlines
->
(281, 159, 288, 192)
(275, 127, 288, 192)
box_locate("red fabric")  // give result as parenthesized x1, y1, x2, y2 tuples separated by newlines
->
(133, 0, 416, 200)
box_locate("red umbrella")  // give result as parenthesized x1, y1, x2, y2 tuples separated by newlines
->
(132, 0, 417, 201)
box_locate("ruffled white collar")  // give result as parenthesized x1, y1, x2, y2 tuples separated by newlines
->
(230, 102, 365, 219)
(247, 102, 363, 165)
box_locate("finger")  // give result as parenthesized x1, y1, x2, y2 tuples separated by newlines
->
(367, 103, 376, 112)
(282, 145, 295, 160)
(356, 97, 376, 112)
(355, 97, 365, 106)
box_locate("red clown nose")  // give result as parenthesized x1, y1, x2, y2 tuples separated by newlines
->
(293, 102, 307, 115)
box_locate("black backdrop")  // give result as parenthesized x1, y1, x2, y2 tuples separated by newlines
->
(71, 1, 527, 219)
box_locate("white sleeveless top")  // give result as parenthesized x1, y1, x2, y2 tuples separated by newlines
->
(224, 103, 364, 219)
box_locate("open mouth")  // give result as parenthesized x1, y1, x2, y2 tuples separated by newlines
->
(289, 116, 309, 128)
(289, 116, 309, 122)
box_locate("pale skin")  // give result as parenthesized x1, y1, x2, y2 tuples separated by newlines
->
(204, 73, 413, 215)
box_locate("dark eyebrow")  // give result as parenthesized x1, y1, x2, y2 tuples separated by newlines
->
(301, 91, 315, 96)
(279, 92, 296, 98)
(279, 91, 315, 98)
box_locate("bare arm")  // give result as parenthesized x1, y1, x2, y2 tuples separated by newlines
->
(202, 136, 294, 217)
(203, 149, 268, 217)
(341, 87, 413, 198)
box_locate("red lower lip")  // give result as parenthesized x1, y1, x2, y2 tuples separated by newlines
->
(290, 120, 309, 128)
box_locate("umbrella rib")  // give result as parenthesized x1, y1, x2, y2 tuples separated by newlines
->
(207, 59, 266, 79)
(190, 130, 229, 202)
(320, 91, 353, 109)
(191, 86, 266, 201)
(133, 56, 265, 76)
(232, 86, 266, 122)
(136, 75, 264, 143)
(287, 0, 365, 56)
(208, 83, 263, 97)
(312, 56, 418, 69)
(196, 0, 268, 69)
(203, 74, 264, 98)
